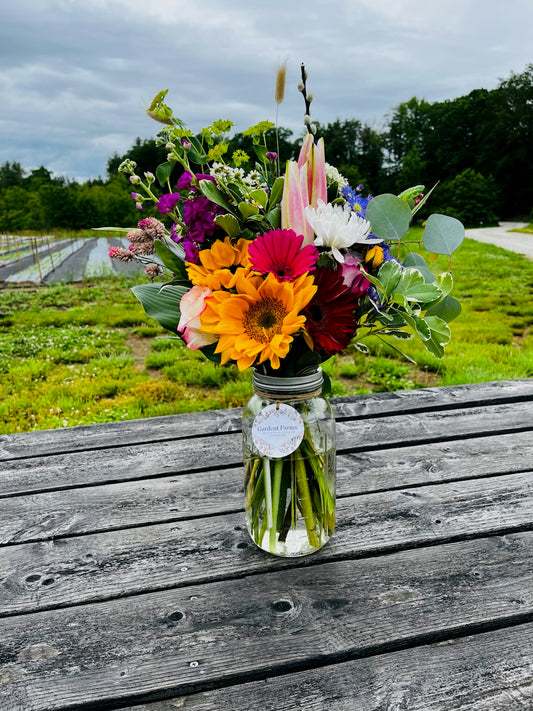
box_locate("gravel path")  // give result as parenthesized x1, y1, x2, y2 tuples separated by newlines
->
(465, 222, 533, 259)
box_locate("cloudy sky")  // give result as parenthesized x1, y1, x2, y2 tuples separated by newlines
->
(1, 0, 532, 182)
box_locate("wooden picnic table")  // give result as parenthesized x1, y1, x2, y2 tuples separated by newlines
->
(1, 379, 532, 710)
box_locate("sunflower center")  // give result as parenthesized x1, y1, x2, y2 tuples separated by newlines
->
(244, 297, 287, 343)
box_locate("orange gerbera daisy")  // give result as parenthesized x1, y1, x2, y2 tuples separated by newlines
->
(186, 236, 255, 290)
(200, 272, 317, 370)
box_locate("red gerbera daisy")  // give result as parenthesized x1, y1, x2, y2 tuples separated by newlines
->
(248, 228, 318, 282)
(304, 266, 358, 355)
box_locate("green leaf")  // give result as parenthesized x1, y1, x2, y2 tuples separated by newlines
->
(153, 240, 188, 279)
(214, 213, 242, 238)
(425, 295, 462, 322)
(238, 202, 260, 220)
(131, 283, 188, 334)
(395, 268, 442, 302)
(156, 161, 175, 186)
(268, 177, 285, 209)
(253, 144, 267, 162)
(424, 315, 451, 358)
(380, 329, 413, 340)
(376, 260, 403, 295)
(199, 341, 221, 364)
(266, 207, 281, 228)
(403, 252, 435, 282)
(402, 311, 432, 341)
(423, 213, 465, 255)
(249, 189, 268, 209)
(366, 193, 412, 241)
(435, 272, 453, 297)
(198, 179, 235, 213)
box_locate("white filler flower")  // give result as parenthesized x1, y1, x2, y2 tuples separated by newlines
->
(305, 199, 374, 262)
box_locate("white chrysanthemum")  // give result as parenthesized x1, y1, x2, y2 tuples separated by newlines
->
(304, 199, 372, 263)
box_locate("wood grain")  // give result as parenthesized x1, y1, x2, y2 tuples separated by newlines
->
(115, 622, 533, 711)
(1, 471, 532, 615)
(1, 379, 532, 461)
(0, 532, 532, 710)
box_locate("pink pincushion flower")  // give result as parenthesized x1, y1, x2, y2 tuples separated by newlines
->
(248, 228, 319, 282)
(108, 246, 133, 262)
(178, 285, 217, 350)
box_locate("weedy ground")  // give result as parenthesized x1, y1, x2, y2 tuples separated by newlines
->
(1, 232, 532, 433)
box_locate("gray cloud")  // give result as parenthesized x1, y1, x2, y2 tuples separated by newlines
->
(1, 0, 532, 181)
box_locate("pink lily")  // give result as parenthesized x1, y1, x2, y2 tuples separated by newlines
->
(297, 134, 327, 207)
(178, 286, 217, 350)
(280, 159, 314, 246)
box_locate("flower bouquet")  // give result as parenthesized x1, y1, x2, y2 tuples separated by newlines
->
(107, 65, 464, 556)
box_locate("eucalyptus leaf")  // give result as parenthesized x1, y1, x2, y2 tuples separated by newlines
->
(366, 193, 412, 241)
(153, 240, 188, 279)
(403, 252, 435, 282)
(131, 283, 188, 334)
(156, 161, 175, 186)
(425, 295, 462, 322)
(423, 213, 465, 255)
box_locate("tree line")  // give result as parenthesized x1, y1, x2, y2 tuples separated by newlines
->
(1, 65, 531, 233)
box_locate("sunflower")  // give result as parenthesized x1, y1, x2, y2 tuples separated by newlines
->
(200, 272, 317, 370)
(186, 236, 255, 290)
(303, 266, 358, 355)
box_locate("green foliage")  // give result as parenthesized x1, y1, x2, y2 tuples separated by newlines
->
(430, 169, 499, 227)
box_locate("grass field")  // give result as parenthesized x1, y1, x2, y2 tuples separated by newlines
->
(1, 232, 532, 433)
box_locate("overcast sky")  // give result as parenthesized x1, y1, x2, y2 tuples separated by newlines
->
(1, 0, 532, 182)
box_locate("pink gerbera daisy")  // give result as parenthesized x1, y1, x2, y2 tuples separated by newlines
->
(248, 228, 318, 282)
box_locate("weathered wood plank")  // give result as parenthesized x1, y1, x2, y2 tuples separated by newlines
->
(116, 622, 533, 711)
(1, 431, 532, 546)
(0, 533, 531, 710)
(1, 472, 532, 615)
(1, 402, 532, 496)
(1, 379, 532, 460)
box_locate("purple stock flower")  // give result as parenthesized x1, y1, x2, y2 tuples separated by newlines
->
(182, 196, 222, 243)
(157, 192, 181, 215)
(266, 151, 278, 163)
(176, 171, 217, 191)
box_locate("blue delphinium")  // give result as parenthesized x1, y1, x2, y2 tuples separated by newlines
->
(342, 184, 373, 218)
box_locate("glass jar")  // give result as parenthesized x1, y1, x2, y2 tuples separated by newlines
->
(242, 369, 336, 557)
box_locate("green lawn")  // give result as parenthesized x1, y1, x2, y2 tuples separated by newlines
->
(1, 234, 532, 433)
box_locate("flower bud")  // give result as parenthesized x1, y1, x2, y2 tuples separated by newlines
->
(303, 114, 311, 125)
(181, 138, 192, 151)
(166, 142, 176, 150)
(310, 124, 317, 135)
(129, 174, 141, 185)
(297, 82, 305, 92)
(307, 93, 313, 103)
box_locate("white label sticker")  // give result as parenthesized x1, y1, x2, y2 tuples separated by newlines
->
(252, 403, 305, 458)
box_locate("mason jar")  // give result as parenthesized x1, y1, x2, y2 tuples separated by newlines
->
(242, 368, 336, 557)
